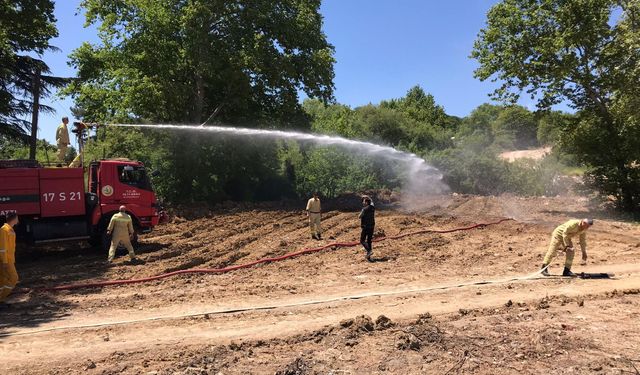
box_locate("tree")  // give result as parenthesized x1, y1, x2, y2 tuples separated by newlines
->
(472, 0, 640, 211)
(492, 105, 538, 149)
(0, 1, 65, 140)
(67, 0, 335, 125)
(537, 111, 575, 146)
(66, 0, 335, 204)
(355, 105, 409, 146)
(380, 86, 450, 129)
(303, 99, 363, 138)
(456, 103, 501, 143)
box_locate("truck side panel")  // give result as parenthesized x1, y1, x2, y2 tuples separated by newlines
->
(39, 168, 86, 218)
(0, 169, 40, 216)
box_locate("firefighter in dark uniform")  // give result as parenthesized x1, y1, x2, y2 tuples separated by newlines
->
(359, 195, 375, 262)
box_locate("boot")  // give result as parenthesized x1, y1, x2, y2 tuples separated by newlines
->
(562, 267, 576, 277)
(365, 249, 373, 262)
(541, 264, 550, 276)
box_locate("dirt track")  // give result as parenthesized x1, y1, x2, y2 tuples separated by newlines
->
(499, 147, 552, 162)
(1, 194, 639, 374)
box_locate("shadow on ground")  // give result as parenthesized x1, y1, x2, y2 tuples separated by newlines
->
(0, 239, 169, 332)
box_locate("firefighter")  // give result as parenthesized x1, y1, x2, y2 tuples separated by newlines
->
(0, 212, 19, 302)
(359, 195, 375, 262)
(56, 116, 71, 162)
(107, 205, 137, 263)
(305, 192, 322, 240)
(541, 218, 593, 276)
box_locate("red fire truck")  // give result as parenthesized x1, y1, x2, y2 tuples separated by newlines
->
(0, 159, 166, 249)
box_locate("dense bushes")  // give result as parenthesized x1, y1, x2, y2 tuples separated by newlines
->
(429, 146, 568, 197)
(300, 90, 572, 199)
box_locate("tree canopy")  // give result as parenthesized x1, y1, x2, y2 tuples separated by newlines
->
(66, 0, 335, 125)
(62, 0, 337, 202)
(0, 0, 64, 139)
(473, 0, 640, 211)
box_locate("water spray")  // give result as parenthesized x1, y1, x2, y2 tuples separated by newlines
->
(111, 123, 450, 197)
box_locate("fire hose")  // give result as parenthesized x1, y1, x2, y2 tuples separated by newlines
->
(27, 218, 514, 293)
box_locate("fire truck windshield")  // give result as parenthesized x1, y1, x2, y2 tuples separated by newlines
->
(117, 165, 152, 191)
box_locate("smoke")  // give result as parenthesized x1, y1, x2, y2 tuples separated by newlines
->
(112, 123, 450, 201)
(500, 197, 533, 223)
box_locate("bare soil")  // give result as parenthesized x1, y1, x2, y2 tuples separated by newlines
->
(1, 194, 639, 374)
(500, 147, 552, 162)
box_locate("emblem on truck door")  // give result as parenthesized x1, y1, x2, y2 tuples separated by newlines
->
(101, 185, 114, 197)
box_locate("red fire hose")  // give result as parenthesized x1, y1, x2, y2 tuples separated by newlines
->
(31, 218, 513, 293)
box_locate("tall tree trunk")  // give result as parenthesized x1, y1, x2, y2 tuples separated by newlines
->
(29, 68, 41, 160)
(619, 164, 635, 211)
(193, 73, 204, 123)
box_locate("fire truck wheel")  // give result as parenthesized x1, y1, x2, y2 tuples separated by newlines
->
(88, 236, 100, 247)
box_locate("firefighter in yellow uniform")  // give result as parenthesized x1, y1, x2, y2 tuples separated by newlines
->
(541, 218, 593, 276)
(0, 212, 19, 302)
(306, 192, 322, 240)
(107, 205, 137, 263)
(56, 116, 70, 162)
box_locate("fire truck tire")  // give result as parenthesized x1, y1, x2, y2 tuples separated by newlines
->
(88, 236, 100, 247)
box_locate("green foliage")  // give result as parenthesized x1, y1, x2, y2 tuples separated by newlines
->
(280, 144, 386, 198)
(455, 103, 558, 151)
(82, 126, 296, 203)
(380, 86, 450, 128)
(355, 105, 410, 146)
(537, 111, 575, 146)
(305, 86, 456, 153)
(561, 113, 640, 207)
(0, 136, 62, 162)
(66, 0, 335, 124)
(304, 99, 363, 138)
(60, 0, 337, 204)
(429, 145, 566, 197)
(0, 0, 65, 139)
(473, 0, 640, 211)
(457, 104, 501, 138)
(301, 93, 571, 199)
(492, 105, 538, 149)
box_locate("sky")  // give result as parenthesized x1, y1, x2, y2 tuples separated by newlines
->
(36, 0, 515, 145)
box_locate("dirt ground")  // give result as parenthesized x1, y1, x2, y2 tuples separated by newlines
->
(1, 194, 639, 374)
(499, 147, 552, 162)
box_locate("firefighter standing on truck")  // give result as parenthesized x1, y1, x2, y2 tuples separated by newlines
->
(107, 205, 137, 263)
(306, 192, 322, 240)
(541, 218, 593, 277)
(0, 212, 19, 303)
(56, 116, 71, 162)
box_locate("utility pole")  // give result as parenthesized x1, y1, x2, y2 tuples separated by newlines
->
(29, 68, 41, 160)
